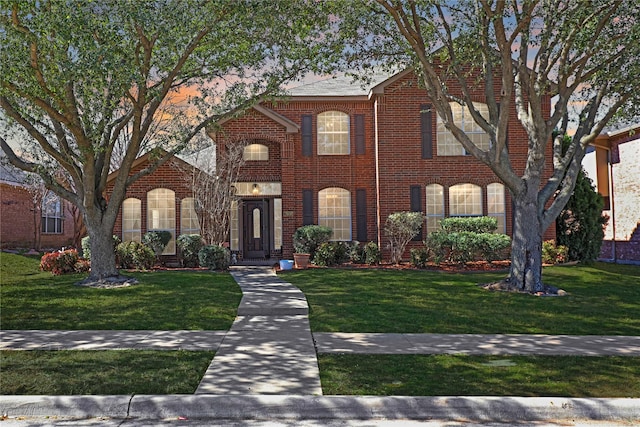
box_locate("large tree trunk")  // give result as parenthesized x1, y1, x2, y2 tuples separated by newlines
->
(84, 211, 119, 281)
(508, 185, 545, 293)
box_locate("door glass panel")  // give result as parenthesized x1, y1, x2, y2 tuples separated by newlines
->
(253, 208, 261, 238)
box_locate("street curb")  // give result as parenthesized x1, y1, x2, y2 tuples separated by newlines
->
(2, 395, 639, 422)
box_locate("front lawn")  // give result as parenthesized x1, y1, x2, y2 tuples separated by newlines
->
(284, 263, 640, 335)
(0, 350, 214, 394)
(0, 252, 241, 330)
(319, 354, 640, 397)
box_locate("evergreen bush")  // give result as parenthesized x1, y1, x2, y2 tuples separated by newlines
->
(177, 234, 203, 267)
(80, 235, 121, 260)
(292, 225, 332, 259)
(143, 231, 172, 260)
(198, 245, 231, 270)
(115, 241, 155, 270)
(40, 249, 83, 275)
(384, 211, 424, 264)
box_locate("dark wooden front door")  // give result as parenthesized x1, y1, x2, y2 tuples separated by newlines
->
(243, 200, 269, 258)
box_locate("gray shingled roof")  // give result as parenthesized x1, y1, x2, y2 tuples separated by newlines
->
(287, 69, 398, 97)
(0, 152, 27, 184)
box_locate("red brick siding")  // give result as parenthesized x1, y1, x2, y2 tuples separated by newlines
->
(1, 183, 75, 250)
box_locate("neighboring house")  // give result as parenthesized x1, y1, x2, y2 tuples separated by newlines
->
(583, 123, 640, 264)
(0, 154, 75, 250)
(107, 68, 555, 262)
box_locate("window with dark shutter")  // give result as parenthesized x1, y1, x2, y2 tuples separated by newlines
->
(301, 115, 312, 157)
(355, 114, 365, 155)
(356, 189, 367, 241)
(420, 104, 433, 159)
(302, 189, 313, 225)
(410, 185, 423, 241)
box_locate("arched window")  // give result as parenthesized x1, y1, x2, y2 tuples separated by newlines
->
(437, 102, 490, 156)
(41, 191, 63, 234)
(180, 197, 199, 235)
(243, 143, 268, 161)
(318, 111, 350, 155)
(122, 198, 141, 242)
(449, 183, 482, 217)
(487, 183, 506, 233)
(425, 184, 444, 232)
(147, 188, 176, 255)
(318, 187, 351, 241)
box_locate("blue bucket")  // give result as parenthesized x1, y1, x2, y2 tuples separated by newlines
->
(279, 260, 294, 270)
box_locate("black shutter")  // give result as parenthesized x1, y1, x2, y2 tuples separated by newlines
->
(410, 185, 423, 241)
(302, 189, 313, 225)
(302, 115, 312, 157)
(355, 114, 365, 155)
(356, 189, 367, 241)
(420, 104, 433, 159)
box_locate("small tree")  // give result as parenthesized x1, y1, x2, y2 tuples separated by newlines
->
(183, 139, 247, 245)
(385, 211, 424, 264)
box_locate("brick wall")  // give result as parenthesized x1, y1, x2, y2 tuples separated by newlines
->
(1, 182, 75, 250)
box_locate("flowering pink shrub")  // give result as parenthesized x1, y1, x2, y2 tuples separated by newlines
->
(40, 249, 86, 275)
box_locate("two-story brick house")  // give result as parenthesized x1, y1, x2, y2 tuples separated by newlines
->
(110, 68, 554, 262)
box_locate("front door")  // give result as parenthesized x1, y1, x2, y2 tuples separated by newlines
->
(243, 200, 269, 259)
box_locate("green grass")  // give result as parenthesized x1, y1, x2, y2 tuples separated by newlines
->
(0, 350, 214, 394)
(319, 354, 640, 397)
(0, 252, 241, 330)
(284, 263, 640, 335)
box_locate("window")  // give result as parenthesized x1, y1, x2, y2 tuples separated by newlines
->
(180, 197, 199, 235)
(147, 188, 176, 255)
(230, 200, 239, 251)
(449, 183, 482, 217)
(487, 183, 506, 233)
(122, 198, 141, 242)
(41, 191, 63, 234)
(243, 143, 268, 161)
(318, 111, 349, 155)
(318, 187, 351, 241)
(425, 184, 444, 231)
(274, 198, 282, 250)
(437, 102, 490, 156)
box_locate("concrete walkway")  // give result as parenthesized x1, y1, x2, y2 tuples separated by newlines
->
(195, 266, 322, 395)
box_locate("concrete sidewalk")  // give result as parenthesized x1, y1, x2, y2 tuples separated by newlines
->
(3, 330, 640, 356)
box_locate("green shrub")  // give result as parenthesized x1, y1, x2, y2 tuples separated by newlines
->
(40, 249, 82, 275)
(424, 221, 511, 265)
(292, 225, 332, 259)
(143, 231, 172, 260)
(439, 216, 498, 234)
(198, 245, 231, 270)
(477, 233, 511, 262)
(313, 241, 350, 266)
(116, 241, 155, 270)
(348, 240, 365, 264)
(177, 234, 203, 267)
(363, 241, 381, 265)
(385, 211, 424, 264)
(81, 235, 121, 260)
(410, 247, 430, 268)
(542, 240, 569, 264)
(424, 231, 449, 265)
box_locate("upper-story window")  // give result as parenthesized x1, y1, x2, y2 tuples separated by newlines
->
(41, 191, 63, 234)
(318, 111, 350, 155)
(243, 143, 268, 161)
(437, 102, 490, 156)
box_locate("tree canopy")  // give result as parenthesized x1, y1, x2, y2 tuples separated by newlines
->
(0, 0, 341, 281)
(336, 0, 640, 291)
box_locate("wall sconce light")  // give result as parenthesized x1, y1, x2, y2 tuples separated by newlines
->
(252, 183, 260, 195)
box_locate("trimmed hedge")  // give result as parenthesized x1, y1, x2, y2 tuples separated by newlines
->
(293, 225, 332, 259)
(116, 241, 155, 270)
(198, 245, 231, 270)
(177, 234, 203, 267)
